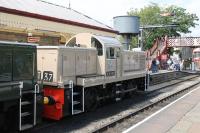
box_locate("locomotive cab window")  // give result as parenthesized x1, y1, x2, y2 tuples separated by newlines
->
(13, 48, 35, 81)
(116, 48, 120, 57)
(67, 37, 76, 47)
(106, 47, 115, 59)
(91, 37, 103, 56)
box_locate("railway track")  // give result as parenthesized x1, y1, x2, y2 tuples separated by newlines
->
(28, 74, 200, 133)
(91, 75, 200, 133)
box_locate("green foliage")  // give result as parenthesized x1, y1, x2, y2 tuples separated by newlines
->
(127, 3, 199, 49)
(131, 36, 138, 48)
(118, 35, 139, 49)
(167, 47, 174, 56)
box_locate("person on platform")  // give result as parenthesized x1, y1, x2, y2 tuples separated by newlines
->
(156, 58, 161, 70)
(151, 58, 158, 73)
(173, 58, 180, 71)
(167, 58, 172, 70)
(180, 59, 184, 71)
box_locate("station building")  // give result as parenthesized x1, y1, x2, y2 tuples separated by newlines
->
(0, 0, 117, 45)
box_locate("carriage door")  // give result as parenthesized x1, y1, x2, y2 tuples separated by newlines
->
(116, 47, 122, 78)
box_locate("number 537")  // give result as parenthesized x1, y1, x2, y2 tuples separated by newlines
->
(43, 71, 53, 82)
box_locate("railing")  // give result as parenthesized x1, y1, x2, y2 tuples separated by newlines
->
(149, 39, 158, 56)
(160, 36, 168, 55)
(146, 36, 168, 70)
(0, 81, 23, 88)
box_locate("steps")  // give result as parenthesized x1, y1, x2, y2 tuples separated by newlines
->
(69, 81, 84, 115)
(115, 83, 122, 101)
(19, 83, 38, 131)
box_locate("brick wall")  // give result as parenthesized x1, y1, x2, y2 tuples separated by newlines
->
(0, 31, 60, 45)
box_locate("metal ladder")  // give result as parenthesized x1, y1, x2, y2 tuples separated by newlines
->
(115, 83, 122, 101)
(69, 80, 84, 115)
(19, 82, 39, 131)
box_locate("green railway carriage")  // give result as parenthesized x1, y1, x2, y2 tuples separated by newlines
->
(0, 41, 43, 132)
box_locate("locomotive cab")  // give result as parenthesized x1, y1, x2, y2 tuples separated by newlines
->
(66, 33, 123, 79)
(66, 33, 146, 88)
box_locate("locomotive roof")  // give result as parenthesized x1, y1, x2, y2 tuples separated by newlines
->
(66, 33, 122, 48)
(193, 48, 200, 52)
(94, 35, 122, 46)
(0, 40, 38, 47)
(0, 0, 117, 34)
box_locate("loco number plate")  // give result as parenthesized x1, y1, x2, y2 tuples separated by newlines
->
(43, 71, 53, 82)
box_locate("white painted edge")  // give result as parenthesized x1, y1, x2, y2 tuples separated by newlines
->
(123, 86, 200, 133)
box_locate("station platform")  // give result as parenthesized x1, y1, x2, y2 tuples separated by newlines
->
(123, 86, 200, 133)
(149, 69, 198, 75)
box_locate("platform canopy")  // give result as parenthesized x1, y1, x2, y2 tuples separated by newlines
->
(0, 0, 116, 33)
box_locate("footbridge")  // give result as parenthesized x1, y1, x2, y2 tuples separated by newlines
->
(168, 37, 200, 47)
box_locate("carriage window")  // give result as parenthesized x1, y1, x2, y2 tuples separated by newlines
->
(106, 47, 115, 59)
(110, 48, 115, 58)
(91, 37, 103, 56)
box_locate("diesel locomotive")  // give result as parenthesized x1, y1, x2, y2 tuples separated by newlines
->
(38, 33, 146, 120)
(0, 33, 147, 132)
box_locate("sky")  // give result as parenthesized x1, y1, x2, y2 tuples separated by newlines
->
(44, 0, 200, 36)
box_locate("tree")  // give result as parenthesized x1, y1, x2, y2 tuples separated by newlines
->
(127, 3, 199, 49)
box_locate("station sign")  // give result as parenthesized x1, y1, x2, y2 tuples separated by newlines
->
(27, 36, 40, 43)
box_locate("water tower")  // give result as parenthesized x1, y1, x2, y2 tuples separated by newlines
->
(113, 16, 140, 50)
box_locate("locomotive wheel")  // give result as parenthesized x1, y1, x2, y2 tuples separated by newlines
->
(84, 88, 98, 112)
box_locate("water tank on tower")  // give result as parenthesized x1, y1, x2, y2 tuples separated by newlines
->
(113, 16, 140, 50)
